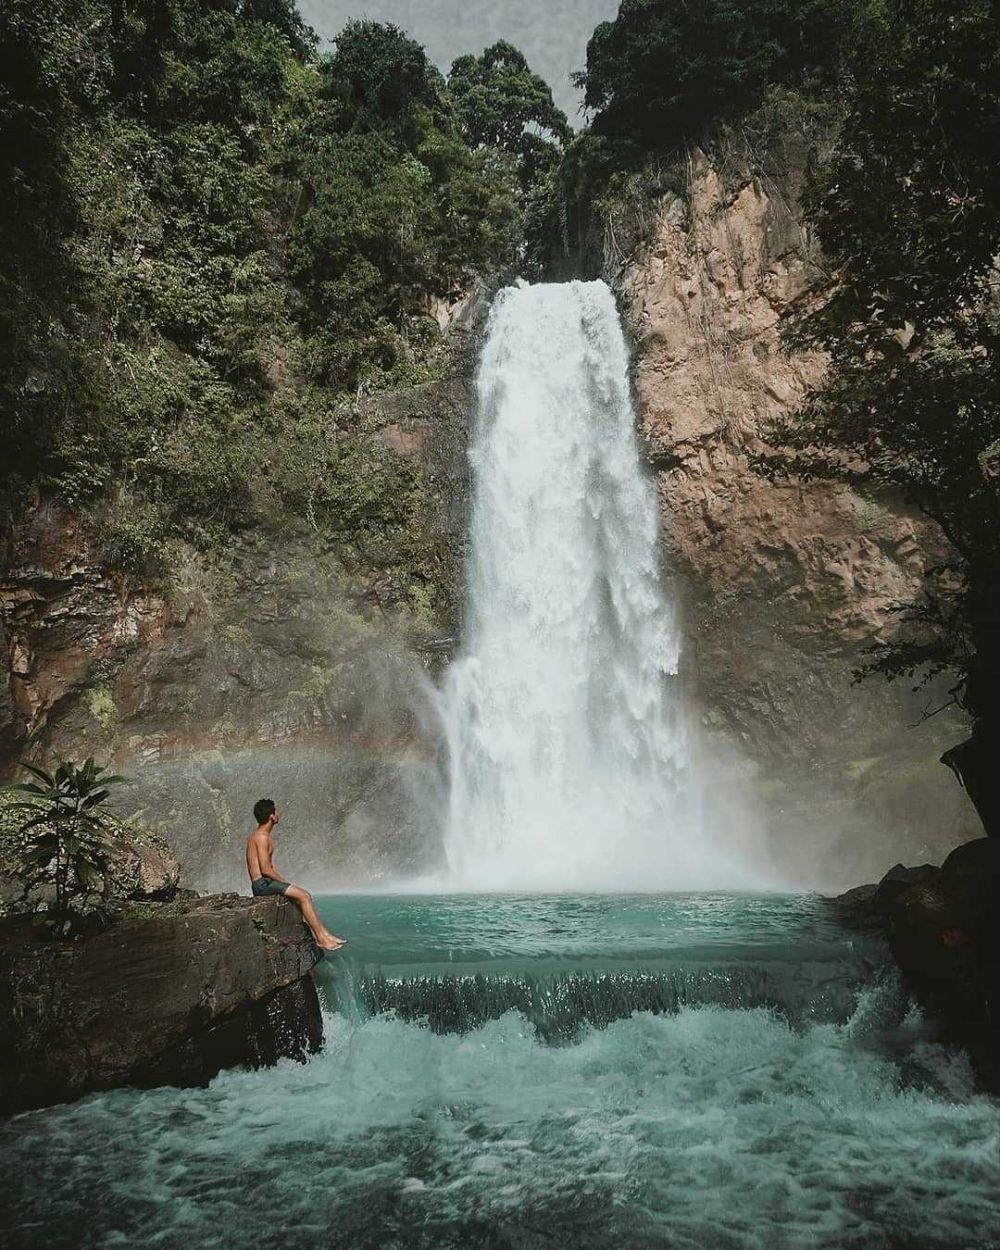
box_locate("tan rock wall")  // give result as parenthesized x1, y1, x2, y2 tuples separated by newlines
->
(621, 152, 977, 885)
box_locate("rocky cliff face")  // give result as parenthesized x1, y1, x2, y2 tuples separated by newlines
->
(619, 150, 978, 885)
(0, 357, 473, 890)
(0, 183, 980, 892)
(0, 895, 322, 1115)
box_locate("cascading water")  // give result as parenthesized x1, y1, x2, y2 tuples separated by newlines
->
(440, 280, 711, 891)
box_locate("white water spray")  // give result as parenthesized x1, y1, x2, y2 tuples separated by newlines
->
(439, 280, 725, 891)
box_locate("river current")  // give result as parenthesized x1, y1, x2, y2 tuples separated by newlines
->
(4, 893, 999, 1249)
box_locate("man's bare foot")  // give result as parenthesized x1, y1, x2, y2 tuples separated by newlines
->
(316, 934, 346, 952)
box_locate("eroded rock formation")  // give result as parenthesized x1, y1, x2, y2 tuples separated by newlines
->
(620, 151, 978, 884)
(0, 365, 473, 889)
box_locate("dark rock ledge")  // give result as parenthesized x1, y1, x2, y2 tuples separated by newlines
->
(0, 895, 323, 1116)
(832, 836, 1000, 1086)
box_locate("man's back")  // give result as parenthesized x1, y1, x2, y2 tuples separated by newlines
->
(246, 826, 271, 884)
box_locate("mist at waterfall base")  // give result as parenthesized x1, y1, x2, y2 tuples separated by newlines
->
(428, 279, 769, 892)
(6, 894, 1000, 1250)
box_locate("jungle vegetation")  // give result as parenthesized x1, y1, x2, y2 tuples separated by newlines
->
(0, 2, 567, 572)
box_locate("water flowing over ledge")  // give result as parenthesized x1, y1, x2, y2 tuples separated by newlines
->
(6, 894, 999, 1250)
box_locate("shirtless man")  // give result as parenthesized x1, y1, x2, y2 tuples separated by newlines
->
(246, 799, 346, 952)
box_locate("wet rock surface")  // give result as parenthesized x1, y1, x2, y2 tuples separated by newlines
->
(833, 839, 1000, 1084)
(0, 895, 323, 1115)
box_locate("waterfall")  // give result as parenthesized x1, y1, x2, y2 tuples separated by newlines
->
(439, 279, 717, 891)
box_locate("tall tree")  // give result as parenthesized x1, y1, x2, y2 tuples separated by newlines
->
(287, 22, 520, 385)
(577, 0, 855, 152)
(785, 0, 1000, 833)
(321, 18, 448, 135)
(449, 41, 571, 187)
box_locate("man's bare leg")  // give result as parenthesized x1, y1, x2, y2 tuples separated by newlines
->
(285, 885, 346, 951)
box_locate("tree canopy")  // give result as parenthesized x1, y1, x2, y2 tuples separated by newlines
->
(321, 18, 448, 132)
(449, 41, 571, 187)
(777, 0, 1000, 811)
(0, 5, 535, 572)
(577, 0, 855, 152)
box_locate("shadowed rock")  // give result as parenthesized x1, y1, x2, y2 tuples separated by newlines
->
(833, 840, 1000, 1085)
(942, 728, 1000, 839)
(0, 895, 322, 1115)
(873, 861, 938, 906)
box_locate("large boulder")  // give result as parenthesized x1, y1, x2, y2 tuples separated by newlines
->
(873, 861, 938, 907)
(938, 836, 1000, 927)
(831, 842, 1000, 1084)
(0, 894, 322, 1115)
(876, 839, 1000, 1083)
(889, 839, 1000, 974)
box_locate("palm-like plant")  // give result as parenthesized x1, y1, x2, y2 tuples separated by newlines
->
(5, 759, 127, 930)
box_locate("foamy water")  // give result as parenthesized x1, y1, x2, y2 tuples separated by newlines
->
(438, 281, 763, 890)
(4, 894, 998, 1250)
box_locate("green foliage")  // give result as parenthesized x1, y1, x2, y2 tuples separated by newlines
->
(448, 42, 572, 277)
(286, 23, 522, 386)
(578, 0, 856, 153)
(4, 759, 127, 935)
(108, 0, 313, 134)
(0, 0, 108, 513)
(321, 18, 448, 133)
(777, 0, 1000, 724)
(0, 6, 524, 580)
(449, 41, 571, 185)
(234, 0, 316, 61)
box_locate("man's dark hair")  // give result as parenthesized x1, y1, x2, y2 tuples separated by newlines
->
(253, 798, 276, 825)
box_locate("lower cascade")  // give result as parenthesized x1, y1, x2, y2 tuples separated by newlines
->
(8, 895, 999, 1250)
(441, 280, 701, 891)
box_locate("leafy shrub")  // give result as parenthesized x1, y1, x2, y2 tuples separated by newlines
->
(4, 759, 127, 936)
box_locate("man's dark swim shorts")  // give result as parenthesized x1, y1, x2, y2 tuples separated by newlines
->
(251, 877, 290, 897)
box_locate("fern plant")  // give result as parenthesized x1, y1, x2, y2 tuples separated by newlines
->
(5, 759, 127, 934)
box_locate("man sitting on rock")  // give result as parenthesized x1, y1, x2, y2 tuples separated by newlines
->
(246, 799, 345, 952)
